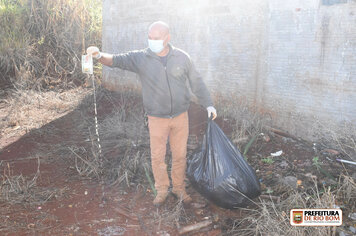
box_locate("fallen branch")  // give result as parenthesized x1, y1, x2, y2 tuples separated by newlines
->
(114, 207, 138, 221)
(178, 219, 213, 235)
(267, 127, 314, 147)
(268, 127, 300, 141)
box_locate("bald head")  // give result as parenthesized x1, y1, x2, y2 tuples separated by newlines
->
(148, 21, 170, 36)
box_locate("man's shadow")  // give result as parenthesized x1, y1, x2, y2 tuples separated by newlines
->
(0, 87, 210, 178)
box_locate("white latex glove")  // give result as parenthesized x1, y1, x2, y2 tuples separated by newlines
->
(207, 106, 217, 120)
(86, 46, 101, 59)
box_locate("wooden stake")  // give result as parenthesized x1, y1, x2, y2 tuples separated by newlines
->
(178, 219, 213, 235)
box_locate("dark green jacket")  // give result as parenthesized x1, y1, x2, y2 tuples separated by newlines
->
(110, 44, 213, 118)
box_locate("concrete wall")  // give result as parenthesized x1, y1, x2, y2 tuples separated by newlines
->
(102, 0, 356, 140)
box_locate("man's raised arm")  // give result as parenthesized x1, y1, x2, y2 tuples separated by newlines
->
(86, 46, 140, 73)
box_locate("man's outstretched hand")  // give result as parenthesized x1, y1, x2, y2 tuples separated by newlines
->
(86, 46, 101, 59)
(207, 106, 217, 120)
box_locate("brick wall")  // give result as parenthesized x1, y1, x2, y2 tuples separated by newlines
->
(102, 0, 356, 140)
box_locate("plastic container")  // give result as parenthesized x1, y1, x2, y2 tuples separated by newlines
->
(82, 54, 93, 74)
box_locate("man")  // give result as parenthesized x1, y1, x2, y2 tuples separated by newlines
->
(87, 21, 217, 206)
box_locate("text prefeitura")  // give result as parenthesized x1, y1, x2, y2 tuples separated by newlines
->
(304, 211, 340, 216)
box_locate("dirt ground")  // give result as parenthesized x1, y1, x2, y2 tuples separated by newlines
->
(0, 87, 355, 236)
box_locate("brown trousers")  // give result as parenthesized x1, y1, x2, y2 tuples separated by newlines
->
(148, 111, 189, 193)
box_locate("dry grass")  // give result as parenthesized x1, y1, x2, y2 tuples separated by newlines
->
(0, 87, 89, 141)
(225, 175, 356, 236)
(151, 200, 188, 232)
(314, 120, 356, 161)
(68, 144, 152, 188)
(97, 88, 151, 188)
(99, 109, 149, 157)
(214, 92, 272, 150)
(0, 0, 102, 90)
(67, 88, 153, 188)
(0, 158, 39, 204)
(0, 158, 66, 205)
(214, 92, 356, 162)
(104, 149, 150, 187)
(68, 145, 103, 180)
(335, 174, 356, 208)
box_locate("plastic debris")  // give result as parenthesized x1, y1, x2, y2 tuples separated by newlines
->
(336, 159, 356, 166)
(349, 212, 356, 220)
(187, 119, 261, 209)
(271, 150, 283, 157)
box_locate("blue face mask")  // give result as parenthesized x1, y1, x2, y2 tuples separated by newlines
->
(148, 36, 167, 53)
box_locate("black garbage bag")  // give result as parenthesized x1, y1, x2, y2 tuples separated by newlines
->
(187, 119, 261, 209)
